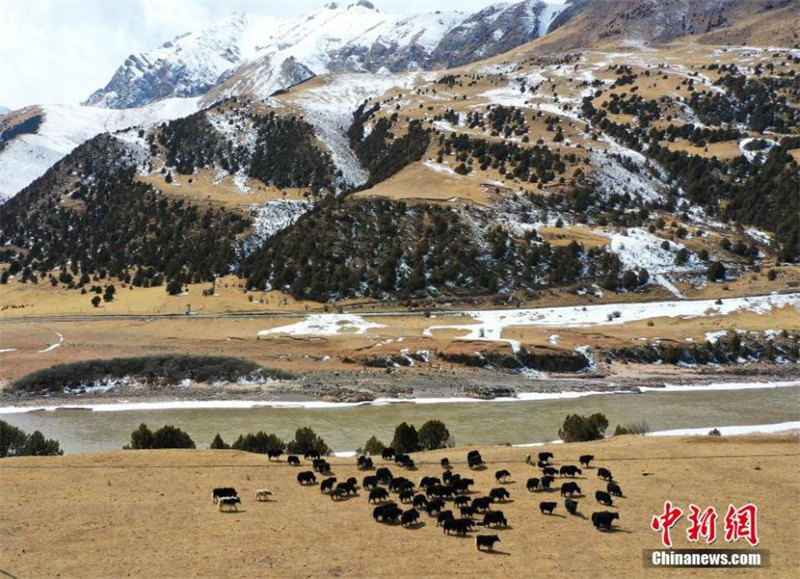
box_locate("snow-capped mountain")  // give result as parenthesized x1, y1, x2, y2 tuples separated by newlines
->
(86, 0, 567, 109)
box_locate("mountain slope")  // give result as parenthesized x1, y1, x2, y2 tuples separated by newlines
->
(538, 0, 800, 52)
(0, 99, 202, 202)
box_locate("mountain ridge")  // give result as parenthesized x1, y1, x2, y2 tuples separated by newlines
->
(84, 0, 568, 109)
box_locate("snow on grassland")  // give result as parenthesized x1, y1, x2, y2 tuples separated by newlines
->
(423, 293, 800, 346)
(608, 228, 700, 275)
(291, 72, 417, 190)
(258, 314, 385, 337)
(739, 137, 777, 162)
(0, 98, 202, 202)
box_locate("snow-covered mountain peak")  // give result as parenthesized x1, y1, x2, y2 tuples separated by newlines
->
(85, 1, 565, 110)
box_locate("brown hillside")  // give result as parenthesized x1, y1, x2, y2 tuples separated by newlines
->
(535, 0, 799, 52)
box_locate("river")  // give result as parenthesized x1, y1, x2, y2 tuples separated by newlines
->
(1, 383, 798, 454)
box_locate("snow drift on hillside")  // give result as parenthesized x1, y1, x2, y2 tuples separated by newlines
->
(608, 228, 701, 275)
(291, 72, 417, 189)
(0, 99, 201, 202)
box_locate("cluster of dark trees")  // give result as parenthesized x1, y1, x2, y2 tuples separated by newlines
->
(651, 123, 742, 147)
(348, 103, 430, 185)
(13, 355, 290, 393)
(689, 70, 799, 133)
(608, 330, 799, 366)
(486, 105, 529, 137)
(581, 87, 799, 262)
(156, 110, 245, 174)
(602, 92, 661, 126)
(437, 132, 568, 184)
(127, 423, 196, 449)
(248, 112, 337, 192)
(359, 420, 451, 455)
(559, 413, 609, 442)
(157, 106, 337, 192)
(212, 427, 331, 456)
(0, 421, 63, 457)
(241, 196, 627, 301)
(0, 135, 250, 289)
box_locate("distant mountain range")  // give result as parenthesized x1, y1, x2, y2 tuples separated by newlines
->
(84, 0, 568, 109)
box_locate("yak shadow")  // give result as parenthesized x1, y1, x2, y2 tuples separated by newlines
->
(569, 512, 587, 520)
(369, 498, 394, 505)
(445, 531, 477, 540)
(404, 521, 427, 530)
(599, 526, 632, 534)
(482, 525, 514, 531)
(540, 512, 566, 518)
(481, 549, 511, 556)
(497, 480, 515, 485)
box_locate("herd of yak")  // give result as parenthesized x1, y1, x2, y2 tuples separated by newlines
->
(211, 448, 623, 552)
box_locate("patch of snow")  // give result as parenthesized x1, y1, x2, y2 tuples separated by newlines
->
(233, 169, 251, 193)
(739, 137, 777, 162)
(242, 199, 313, 253)
(704, 330, 729, 344)
(0, 380, 796, 414)
(745, 227, 772, 245)
(537, 1, 567, 37)
(423, 293, 799, 347)
(423, 160, 461, 176)
(608, 228, 700, 275)
(291, 73, 416, 190)
(37, 331, 64, 354)
(655, 274, 684, 299)
(258, 314, 385, 337)
(589, 150, 665, 203)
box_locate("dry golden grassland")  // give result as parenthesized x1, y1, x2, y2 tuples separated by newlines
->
(1, 435, 798, 578)
(138, 170, 311, 211)
(0, 286, 797, 385)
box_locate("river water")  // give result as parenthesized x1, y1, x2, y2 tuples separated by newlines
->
(2, 384, 798, 454)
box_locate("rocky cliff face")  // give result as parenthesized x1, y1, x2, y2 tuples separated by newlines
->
(431, 0, 557, 68)
(84, 13, 254, 108)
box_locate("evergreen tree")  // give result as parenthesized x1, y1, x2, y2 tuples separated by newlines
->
(128, 423, 155, 449)
(287, 427, 330, 456)
(418, 420, 450, 451)
(391, 422, 419, 453)
(210, 433, 230, 449)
